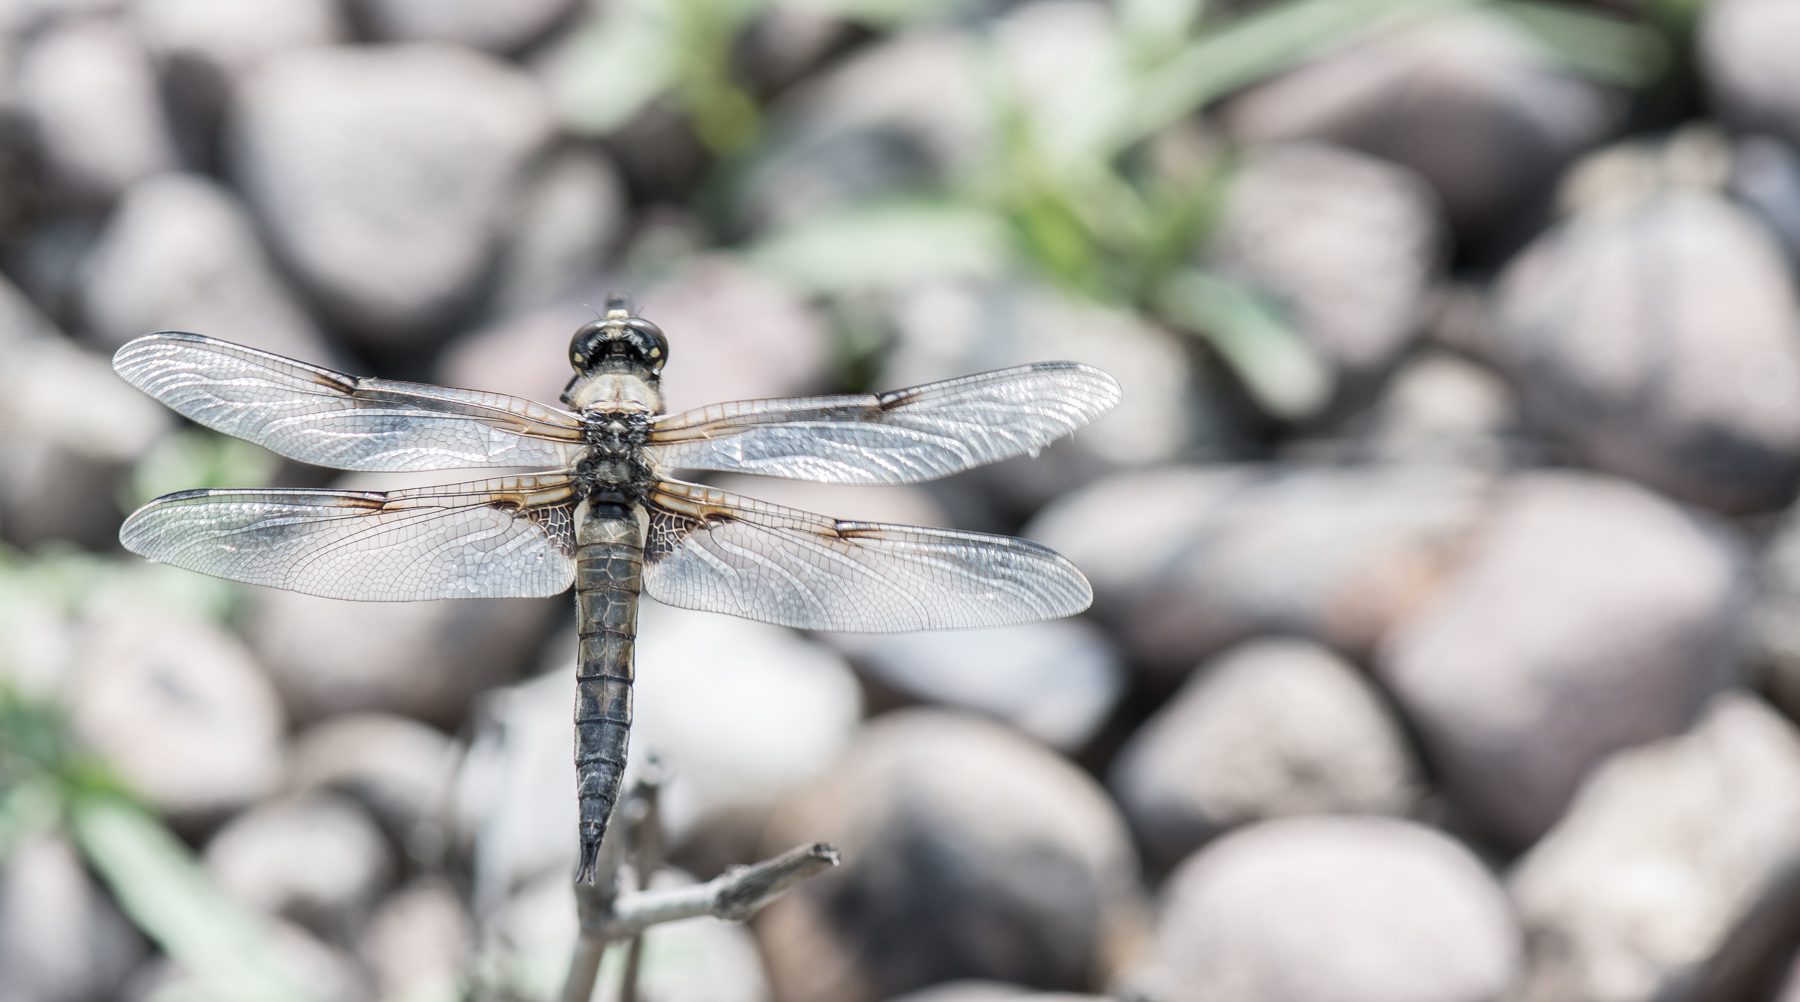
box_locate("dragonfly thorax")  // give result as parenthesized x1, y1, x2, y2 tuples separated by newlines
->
(574, 409, 655, 503)
(564, 368, 663, 413)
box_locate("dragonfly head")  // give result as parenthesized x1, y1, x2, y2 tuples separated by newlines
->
(568, 312, 669, 378)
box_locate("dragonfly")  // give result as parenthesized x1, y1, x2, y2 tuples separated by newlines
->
(112, 297, 1120, 880)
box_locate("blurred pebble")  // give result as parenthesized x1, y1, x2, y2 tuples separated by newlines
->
(1156, 816, 1520, 1002)
(1028, 463, 1491, 678)
(1777, 953, 1800, 1002)
(79, 171, 336, 362)
(0, 288, 171, 547)
(204, 792, 394, 931)
(757, 709, 1145, 1002)
(129, 0, 343, 169)
(825, 618, 1124, 752)
(488, 145, 627, 317)
(0, 834, 144, 1002)
(1509, 693, 1800, 1002)
(1109, 638, 1423, 874)
(887, 279, 1200, 510)
(1730, 134, 1800, 269)
(1207, 142, 1442, 377)
(15, 17, 177, 204)
(1359, 350, 1519, 467)
(639, 255, 834, 413)
(287, 713, 457, 860)
(357, 878, 468, 1001)
(1223, 11, 1617, 245)
(737, 27, 986, 232)
(1493, 140, 1800, 514)
(1700, 0, 1800, 149)
(434, 300, 595, 405)
(738, 3, 856, 95)
(73, 608, 286, 818)
(436, 255, 831, 414)
(456, 668, 577, 910)
(231, 44, 552, 345)
(129, 0, 342, 77)
(1379, 472, 1746, 850)
(884, 985, 1034, 1002)
(351, 0, 574, 51)
(248, 584, 557, 726)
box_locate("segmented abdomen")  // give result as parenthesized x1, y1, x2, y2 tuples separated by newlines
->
(572, 507, 641, 882)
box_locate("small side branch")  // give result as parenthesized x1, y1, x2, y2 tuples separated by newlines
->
(581, 842, 841, 941)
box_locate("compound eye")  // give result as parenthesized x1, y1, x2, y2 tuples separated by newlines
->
(646, 329, 669, 372)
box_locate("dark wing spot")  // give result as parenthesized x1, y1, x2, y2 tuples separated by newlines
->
(877, 387, 924, 410)
(523, 500, 579, 558)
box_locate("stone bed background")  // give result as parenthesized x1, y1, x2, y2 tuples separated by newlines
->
(5, 1, 1800, 1001)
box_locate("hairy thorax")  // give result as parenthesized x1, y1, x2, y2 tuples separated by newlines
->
(571, 369, 661, 506)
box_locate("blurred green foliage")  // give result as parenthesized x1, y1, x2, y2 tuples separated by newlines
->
(0, 678, 318, 1002)
(557, 0, 1685, 420)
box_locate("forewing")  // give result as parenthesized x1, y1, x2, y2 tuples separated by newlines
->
(119, 474, 578, 601)
(642, 479, 1091, 631)
(113, 332, 585, 471)
(646, 362, 1120, 484)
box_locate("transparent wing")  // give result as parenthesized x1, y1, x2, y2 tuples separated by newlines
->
(113, 332, 585, 472)
(646, 362, 1120, 485)
(642, 479, 1092, 632)
(119, 474, 578, 601)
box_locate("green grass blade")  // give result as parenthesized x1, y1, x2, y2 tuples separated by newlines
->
(1119, 0, 1483, 150)
(68, 795, 318, 1002)
(1493, 1, 1671, 86)
(746, 201, 1015, 293)
(1155, 268, 1332, 419)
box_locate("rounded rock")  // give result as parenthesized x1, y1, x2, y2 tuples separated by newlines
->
(1207, 142, 1442, 377)
(358, 879, 469, 1000)
(488, 146, 628, 316)
(1700, 0, 1800, 148)
(231, 44, 553, 344)
(73, 608, 286, 818)
(1361, 351, 1520, 468)
(130, 0, 343, 77)
(351, 0, 576, 52)
(16, 17, 179, 203)
(205, 792, 394, 928)
(1493, 156, 1800, 514)
(826, 617, 1124, 753)
(248, 583, 558, 728)
(0, 325, 172, 549)
(756, 709, 1145, 1002)
(1157, 815, 1520, 1002)
(1110, 638, 1423, 874)
(79, 171, 337, 363)
(287, 712, 458, 856)
(1223, 11, 1617, 246)
(1027, 464, 1492, 678)
(0, 835, 144, 1002)
(1379, 472, 1746, 850)
(1509, 693, 1800, 1002)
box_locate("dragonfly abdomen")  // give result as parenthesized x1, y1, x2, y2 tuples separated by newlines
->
(572, 505, 643, 883)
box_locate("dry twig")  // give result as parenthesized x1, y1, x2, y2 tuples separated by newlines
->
(558, 771, 839, 1002)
